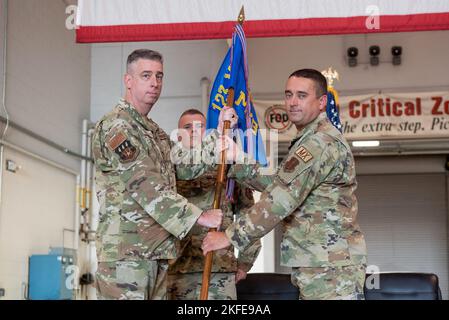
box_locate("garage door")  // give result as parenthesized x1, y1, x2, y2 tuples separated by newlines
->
(357, 173, 448, 299)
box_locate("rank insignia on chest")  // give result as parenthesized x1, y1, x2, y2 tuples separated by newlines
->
(295, 146, 313, 163)
(108, 131, 139, 163)
(284, 156, 300, 173)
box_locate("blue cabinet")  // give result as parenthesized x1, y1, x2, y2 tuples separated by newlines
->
(28, 254, 74, 300)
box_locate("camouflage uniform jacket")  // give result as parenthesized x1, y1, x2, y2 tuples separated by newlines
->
(169, 170, 261, 274)
(92, 99, 218, 262)
(226, 112, 367, 268)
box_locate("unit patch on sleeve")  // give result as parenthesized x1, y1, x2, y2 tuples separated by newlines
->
(284, 156, 300, 173)
(107, 131, 139, 163)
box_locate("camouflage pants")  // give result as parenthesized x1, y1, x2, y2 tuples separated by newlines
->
(291, 264, 366, 300)
(96, 259, 169, 300)
(167, 272, 237, 300)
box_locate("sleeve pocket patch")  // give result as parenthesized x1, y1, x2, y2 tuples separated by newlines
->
(107, 131, 139, 163)
(278, 155, 313, 184)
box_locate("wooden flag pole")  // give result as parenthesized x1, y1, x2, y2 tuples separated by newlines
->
(199, 89, 234, 300)
(199, 6, 245, 301)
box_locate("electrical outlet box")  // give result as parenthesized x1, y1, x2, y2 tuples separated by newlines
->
(28, 254, 74, 300)
(6, 159, 19, 173)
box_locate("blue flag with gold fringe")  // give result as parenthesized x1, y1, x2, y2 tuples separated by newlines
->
(206, 24, 267, 166)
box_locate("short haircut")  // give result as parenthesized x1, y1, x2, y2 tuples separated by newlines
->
(179, 109, 205, 119)
(126, 49, 163, 73)
(289, 69, 327, 98)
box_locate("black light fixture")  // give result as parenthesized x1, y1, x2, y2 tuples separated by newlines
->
(392, 46, 402, 65)
(347, 47, 358, 67)
(369, 45, 380, 66)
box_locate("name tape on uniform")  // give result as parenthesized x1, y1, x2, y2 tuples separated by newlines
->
(295, 146, 313, 163)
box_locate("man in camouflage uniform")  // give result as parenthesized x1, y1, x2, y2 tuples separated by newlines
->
(92, 49, 224, 300)
(203, 69, 367, 300)
(167, 109, 261, 300)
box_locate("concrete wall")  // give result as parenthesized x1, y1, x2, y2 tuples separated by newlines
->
(0, 147, 77, 299)
(0, 0, 91, 299)
(249, 31, 449, 99)
(0, 0, 5, 104)
(1, 0, 90, 171)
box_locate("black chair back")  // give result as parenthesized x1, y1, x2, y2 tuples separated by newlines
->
(236, 273, 298, 300)
(364, 272, 442, 300)
(237, 272, 442, 300)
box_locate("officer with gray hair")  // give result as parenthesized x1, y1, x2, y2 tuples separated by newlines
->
(92, 49, 224, 300)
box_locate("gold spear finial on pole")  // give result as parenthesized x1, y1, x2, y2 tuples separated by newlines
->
(322, 67, 340, 106)
(238, 6, 245, 25)
(321, 67, 339, 88)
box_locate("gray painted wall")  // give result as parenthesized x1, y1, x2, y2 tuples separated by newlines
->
(1, 0, 91, 172)
(0, 0, 91, 300)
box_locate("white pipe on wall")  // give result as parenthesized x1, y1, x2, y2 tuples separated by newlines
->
(87, 129, 98, 300)
(80, 119, 88, 229)
(86, 128, 93, 227)
(86, 127, 95, 299)
(74, 175, 80, 250)
(87, 204, 99, 299)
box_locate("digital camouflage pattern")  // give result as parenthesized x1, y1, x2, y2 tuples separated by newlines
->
(226, 112, 367, 268)
(169, 169, 261, 275)
(92, 99, 220, 262)
(291, 264, 366, 300)
(96, 260, 169, 300)
(168, 272, 237, 300)
(92, 99, 221, 299)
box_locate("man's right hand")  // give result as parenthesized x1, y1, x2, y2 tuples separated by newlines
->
(197, 209, 223, 229)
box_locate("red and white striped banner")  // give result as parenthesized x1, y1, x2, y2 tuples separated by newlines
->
(76, 0, 449, 43)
